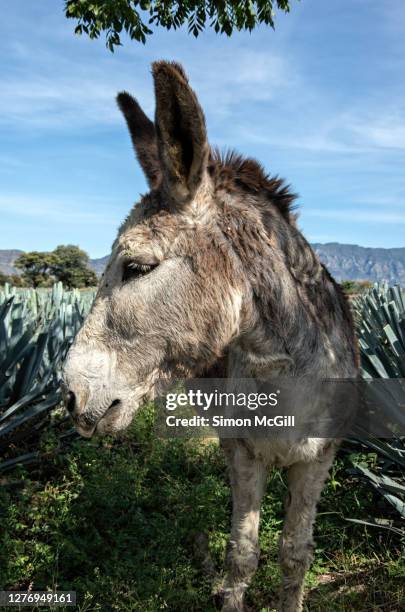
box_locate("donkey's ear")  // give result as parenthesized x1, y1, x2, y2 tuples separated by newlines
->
(152, 61, 209, 204)
(117, 92, 161, 189)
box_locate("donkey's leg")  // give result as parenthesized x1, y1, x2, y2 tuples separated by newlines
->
(220, 440, 268, 612)
(278, 442, 337, 612)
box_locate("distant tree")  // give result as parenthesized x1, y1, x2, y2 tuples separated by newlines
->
(0, 272, 29, 287)
(14, 246, 98, 289)
(9, 274, 28, 288)
(15, 251, 56, 288)
(341, 279, 373, 296)
(0, 272, 10, 286)
(49, 245, 98, 289)
(65, 0, 293, 51)
(341, 280, 356, 294)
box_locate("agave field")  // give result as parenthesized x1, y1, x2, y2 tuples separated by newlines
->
(344, 284, 405, 534)
(0, 281, 404, 534)
(0, 283, 94, 472)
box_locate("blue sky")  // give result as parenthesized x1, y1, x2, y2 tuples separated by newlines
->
(1, 0, 405, 258)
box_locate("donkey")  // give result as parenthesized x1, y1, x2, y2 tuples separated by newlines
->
(62, 61, 358, 611)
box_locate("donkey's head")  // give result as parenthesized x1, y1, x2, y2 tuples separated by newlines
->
(63, 61, 269, 437)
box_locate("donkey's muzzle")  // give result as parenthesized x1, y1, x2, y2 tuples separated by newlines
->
(62, 383, 122, 437)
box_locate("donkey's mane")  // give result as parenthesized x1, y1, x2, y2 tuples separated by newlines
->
(210, 148, 298, 222)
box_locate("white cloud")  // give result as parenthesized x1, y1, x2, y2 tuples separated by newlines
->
(0, 24, 295, 129)
(185, 48, 296, 113)
(0, 194, 120, 225)
(349, 113, 405, 150)
(0, 71, 152, 129)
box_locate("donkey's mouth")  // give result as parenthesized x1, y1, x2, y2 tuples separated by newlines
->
(75, 399, 122, 438)
(75, 422, 96, 438)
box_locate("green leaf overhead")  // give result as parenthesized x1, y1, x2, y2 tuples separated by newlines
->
(64, 1, 293, 50)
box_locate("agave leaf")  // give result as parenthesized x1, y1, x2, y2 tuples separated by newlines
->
(388, 285, 403, 311)
(7, 344, 38, 405)
(0, 385, 47, 423)
(0, 295, 14, 320)
(345, 517, 403, 536)
(348, 437, 405, 468)
(353, 463, 405, 506)
(388, 302, 404, 345)
(0, 319, 8, 361)
(0, 451, 40, 473)
(0, 297, 14, 358)
(18, 331, 50, 399)
(0, 326, 35, 387)
(10, 317, 24, 346)
(383, 324, 405, 358)
(357, 379, 405, 434)
(0, 392, 62, 437)
(361, 352, 390, 378)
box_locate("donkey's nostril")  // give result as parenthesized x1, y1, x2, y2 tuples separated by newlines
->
(65, 391, 76, 414)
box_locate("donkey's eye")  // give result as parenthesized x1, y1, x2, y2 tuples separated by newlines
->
(122, 261, 158, 283)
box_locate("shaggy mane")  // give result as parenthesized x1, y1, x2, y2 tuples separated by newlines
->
(210, 149, 298, 222)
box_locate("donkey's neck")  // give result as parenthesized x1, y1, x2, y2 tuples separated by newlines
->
(220, 206, 357, 378)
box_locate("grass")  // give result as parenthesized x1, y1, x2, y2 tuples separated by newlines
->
(1, 406, 404, 612)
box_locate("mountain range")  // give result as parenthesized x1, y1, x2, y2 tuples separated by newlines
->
(1, 243, 404, 285)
